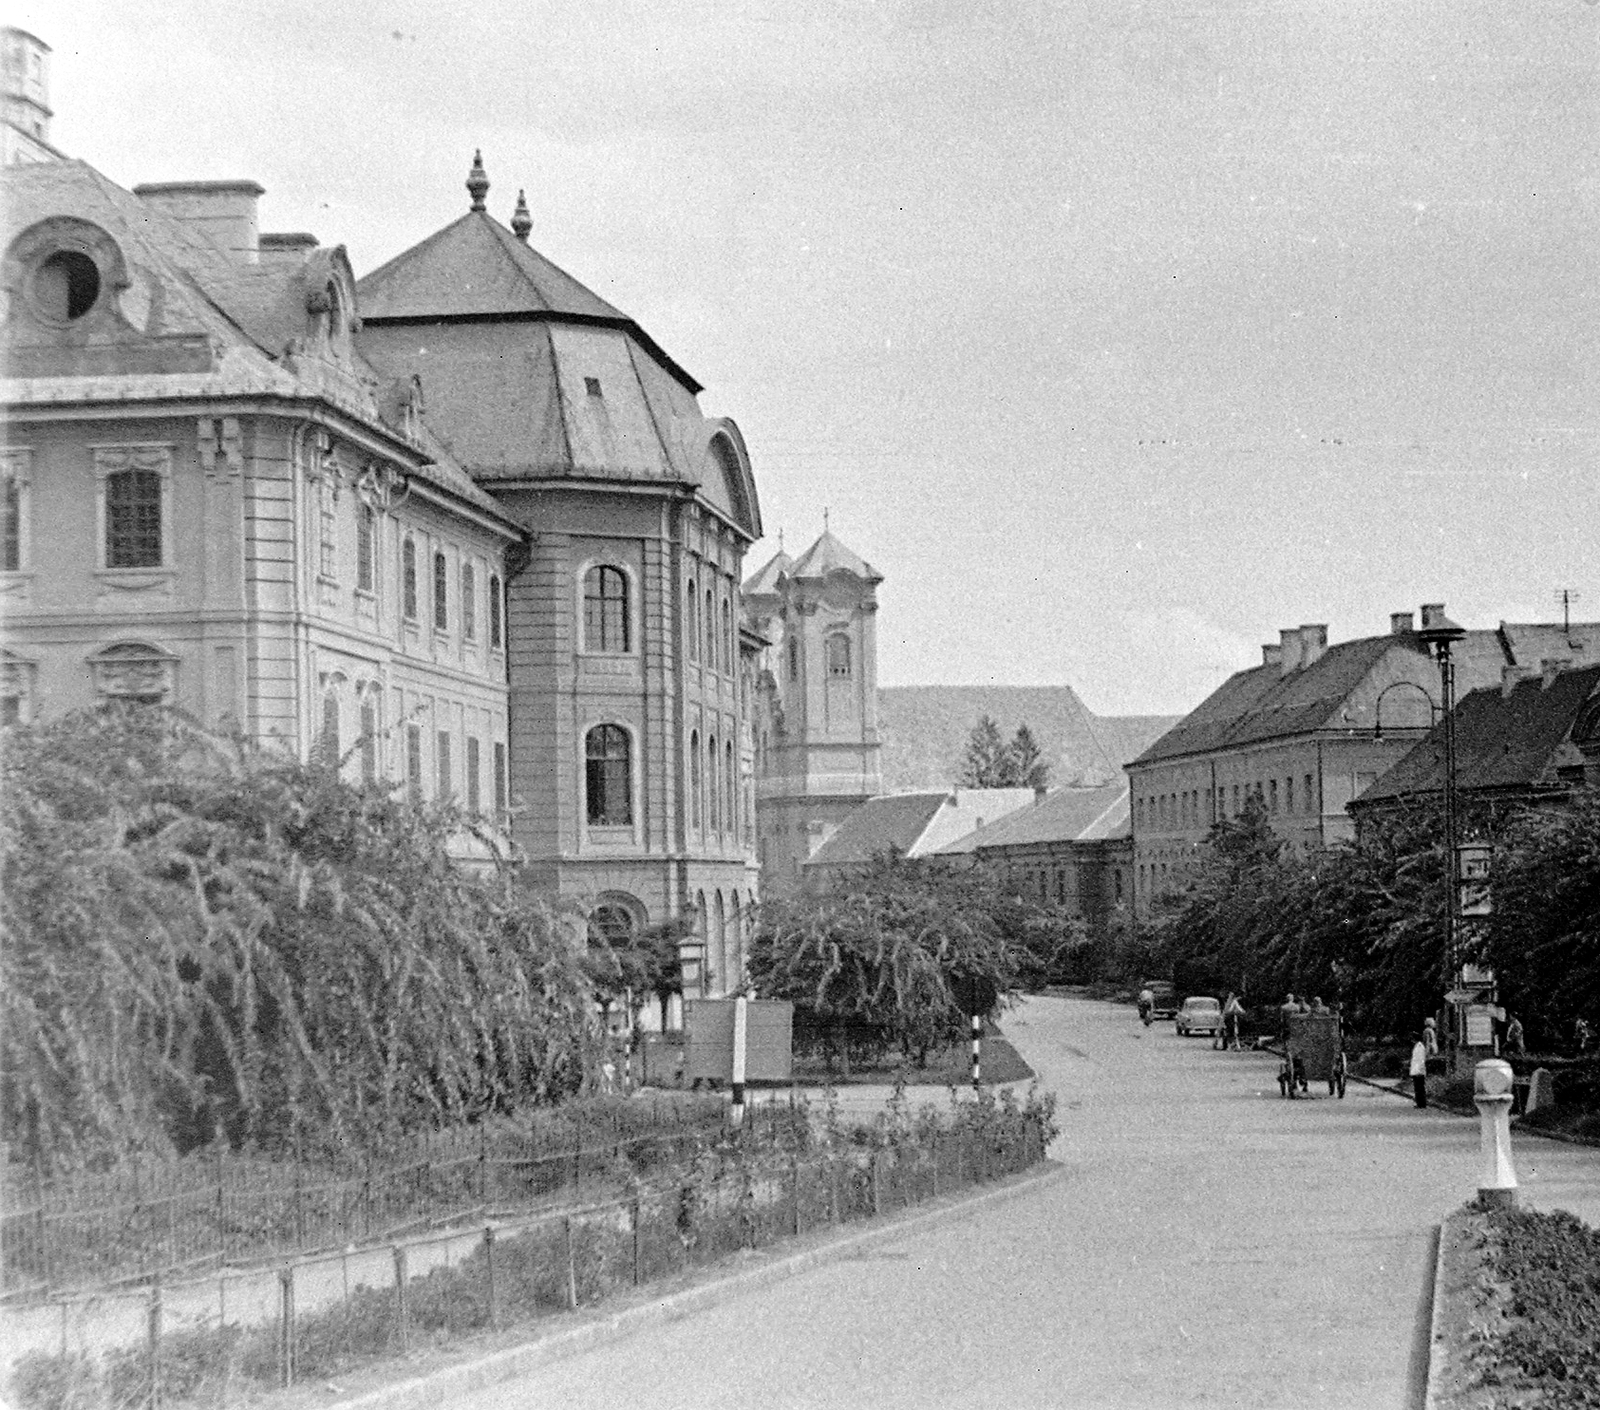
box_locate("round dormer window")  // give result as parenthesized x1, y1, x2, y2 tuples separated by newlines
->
(32, 249, 101, 322)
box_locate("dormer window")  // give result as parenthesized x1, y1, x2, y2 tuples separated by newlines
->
(34, 250, 100, 321)
(585, 377, 602, 398)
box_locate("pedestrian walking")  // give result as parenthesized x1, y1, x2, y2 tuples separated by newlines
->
(1422, 1017, 1439, 1057)
(1221, 992, 1245, 1051)
(1410, 1033, 1429, 1109)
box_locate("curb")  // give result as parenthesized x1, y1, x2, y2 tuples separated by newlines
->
(1422, 1219, 1448, 1410)
(330, 1161, 1066, 1410)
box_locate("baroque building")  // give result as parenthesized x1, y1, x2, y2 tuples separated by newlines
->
(1, 79, 765, 998)
(743, 530, 883, 898)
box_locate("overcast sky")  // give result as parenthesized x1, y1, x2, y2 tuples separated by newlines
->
(19, 0, 1599, 716)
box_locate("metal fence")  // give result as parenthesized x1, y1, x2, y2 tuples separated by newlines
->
(4, 1101, 1047, 1410)
(0, 1094, 744, 1299)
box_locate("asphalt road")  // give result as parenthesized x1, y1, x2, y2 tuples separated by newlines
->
(451, 994, 1600, 1410)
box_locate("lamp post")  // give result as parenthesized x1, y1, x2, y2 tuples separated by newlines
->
(1415, 603, 1466, 1065)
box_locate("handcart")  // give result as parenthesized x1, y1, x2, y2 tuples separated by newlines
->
(1278, 1012, 1346, 1099)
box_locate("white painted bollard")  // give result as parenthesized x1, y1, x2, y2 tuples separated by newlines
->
(730, 994, 748, 1127)
(1473, 1058, 1518, 1208)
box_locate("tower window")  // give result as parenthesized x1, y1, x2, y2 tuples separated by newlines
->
(586, 724, 632, 826)
(584, 565, 630, 652)
(826, 633, 852, 678)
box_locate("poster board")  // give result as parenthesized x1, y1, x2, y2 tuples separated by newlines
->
(684, 999, 794, 1082)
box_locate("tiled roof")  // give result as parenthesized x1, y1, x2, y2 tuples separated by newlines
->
(1133, 636, 1413, 765)
(788, 530, 881, 583)
(802, 793, 949, 870)
(878, 686, 1175, 793)
(1355, 664, 1600, 804)
(936, 782, 1129, 855)
(742, 549, 793, 597)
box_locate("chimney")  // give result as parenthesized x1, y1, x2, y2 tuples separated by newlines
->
(133, 180, 265, 263)
(1262, 643, 1283, 667)
(1420, 603, 1451, 632)
(1390, 611, 1414, 635)
(1278, 628, 1303, 675)
(1541, 658, 1571, 691)
(258, 231, 317, 265)
(1502, 665, 1536, 698)
(1299, 624, 1329, 669)
(1034, 785, 1048, 806)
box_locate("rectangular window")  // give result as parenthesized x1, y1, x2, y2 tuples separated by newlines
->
(437, 729, 452, 799)
(493, 741, 507, 815)
(466, 736, 481, 814)
(1231, 784, 1240, 814)
(1285, 776, 1295, 814)
(406, 723, 422, 801)
(105, 468, 163, 568)
(461, 562, 476, 641)
(356, 503, 375, 592)
(402, 539, 418, 620)
(489, 574, 503, 649)
(360, 701, 377, 782)
(433, 551, 449, 631)
(1304, 773, 1315, 814)
(1268, 779, 1278, 813)
(319, 484, 336, 579)
(1, 474, 20, 572)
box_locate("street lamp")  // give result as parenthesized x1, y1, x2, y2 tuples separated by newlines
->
(1370, 680, 1439, 740)
(1415, 603, 1466, 1064)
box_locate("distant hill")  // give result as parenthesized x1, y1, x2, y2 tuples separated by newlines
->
(878, 687, 1178, 793)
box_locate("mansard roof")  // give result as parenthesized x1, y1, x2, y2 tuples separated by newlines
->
(787, 530, 882, 584)
(0, 160, 510, 526)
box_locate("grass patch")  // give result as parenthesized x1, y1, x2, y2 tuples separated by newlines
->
(789, 1030, 1034, 1087)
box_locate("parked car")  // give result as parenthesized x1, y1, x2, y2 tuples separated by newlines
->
(1176, 996, 1223, 1037)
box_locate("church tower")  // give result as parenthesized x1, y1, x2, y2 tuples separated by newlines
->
(745, 530, 883, 897)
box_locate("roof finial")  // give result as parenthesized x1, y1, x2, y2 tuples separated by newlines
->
(467, 150, 489, 212)
(778, 528, 785, 551)
(823, 506, 830, 534)
(511, 189, 532, 242)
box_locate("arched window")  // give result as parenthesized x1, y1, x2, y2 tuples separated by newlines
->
(584, 565, 630, 652)
(402, 537, 418, 620)
(689, 729, 702, 830)
(585, 724, 632, 826)
(686, 578, 699, 662)
(708, 733, 719, 832)
(589, 902, 637, 948)
(826, 633, 852, 678)
(433, 550, 449, 631)
(728, 892, 743, 992)
(320, 693, 340, 766)
(725, 741, 736, 840)
(713, 892, 726, 994)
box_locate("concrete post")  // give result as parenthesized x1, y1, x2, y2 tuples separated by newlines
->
(1473, 1058, 1518, 1207)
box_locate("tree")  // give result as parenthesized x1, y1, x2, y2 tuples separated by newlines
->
(959, 715, 1051, 789)
(0, 706, 600, 1170)
(960, 715, 1010, 787)
(1008, 723, 1050, 790)
(746, 855, 1025, 1071)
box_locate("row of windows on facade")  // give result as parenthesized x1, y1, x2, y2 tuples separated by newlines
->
(584, 722, 751, 837)
(784, 633, 853, 681)
(1135, 774, 1319, 832)
(387, 523, 503, 650)
(684, 571, 739, 675)
(1007, 863, 1127, 910)
(1, 462, 169, 573)
(319, 695, 511, 817)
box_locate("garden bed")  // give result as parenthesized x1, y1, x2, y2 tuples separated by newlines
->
(1431, 1202, 1600, 1410)
(788, 1030, 1034, 1087)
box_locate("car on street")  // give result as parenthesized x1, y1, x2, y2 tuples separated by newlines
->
(1139, 979, 1178, 1020)
(1176, 996, 1222, 1037)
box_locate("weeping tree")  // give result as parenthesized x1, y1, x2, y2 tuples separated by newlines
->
(746, 855, 1023, 1072)
(0, 706, 599, 1171)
